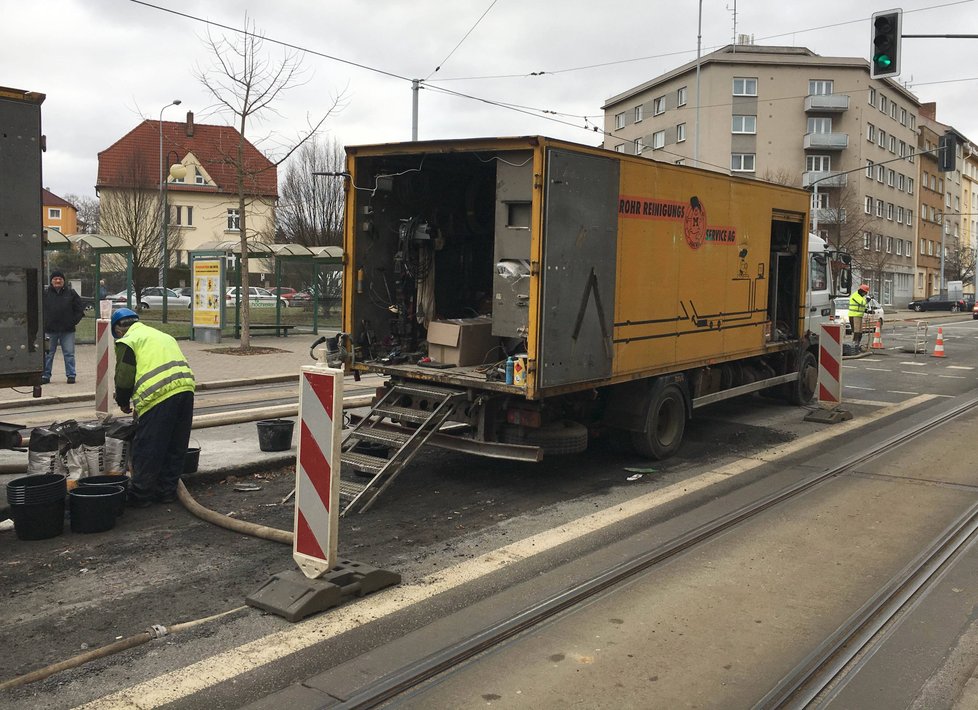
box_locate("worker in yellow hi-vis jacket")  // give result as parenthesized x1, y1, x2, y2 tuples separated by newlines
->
(848, 283, 870, 349)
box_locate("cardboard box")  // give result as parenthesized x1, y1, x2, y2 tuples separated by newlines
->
(426, 317, 497, 366)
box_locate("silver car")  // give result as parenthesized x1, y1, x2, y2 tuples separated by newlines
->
(111, 287, 192, 310)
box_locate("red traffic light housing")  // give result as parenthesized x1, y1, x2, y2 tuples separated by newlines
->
(870, 9, 902, 79)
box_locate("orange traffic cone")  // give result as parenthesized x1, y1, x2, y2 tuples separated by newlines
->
(932, 327, 946, 358)
(871, 321, 884, 349)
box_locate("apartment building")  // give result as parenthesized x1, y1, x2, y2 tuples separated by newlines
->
(42, 188, 77, 235)
(918, 122, 944, 296)
(602, 43, 921, 307)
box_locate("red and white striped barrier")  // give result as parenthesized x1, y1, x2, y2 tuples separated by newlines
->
(293, 365, 343, 579)
(95, 319, 111, 417)
(817, 323, 843, 408)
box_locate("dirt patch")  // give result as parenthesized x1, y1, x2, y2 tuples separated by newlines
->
(203, 346, 290, 356)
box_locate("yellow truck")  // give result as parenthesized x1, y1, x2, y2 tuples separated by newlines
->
(334, 136, 847, 513)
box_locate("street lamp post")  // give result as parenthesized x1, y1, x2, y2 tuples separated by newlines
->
(159, 99, 182, 321)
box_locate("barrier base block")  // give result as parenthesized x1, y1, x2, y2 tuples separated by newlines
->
(804, 407, 853, 424)
(246, 560, 401, 623)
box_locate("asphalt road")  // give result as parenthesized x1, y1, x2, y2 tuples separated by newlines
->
(2, 313, 978, 707)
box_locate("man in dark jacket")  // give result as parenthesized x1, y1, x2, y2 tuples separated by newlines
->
(42, 269, 85, 384)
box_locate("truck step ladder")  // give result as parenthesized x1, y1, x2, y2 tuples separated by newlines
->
(339, 382, 466, 515)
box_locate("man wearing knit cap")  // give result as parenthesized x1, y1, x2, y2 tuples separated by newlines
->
(42, 270, 85, 384)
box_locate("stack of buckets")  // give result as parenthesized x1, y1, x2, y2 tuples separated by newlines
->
(6, 474, 130, 540)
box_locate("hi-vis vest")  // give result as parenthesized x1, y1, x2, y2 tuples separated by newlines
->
(118, 322, 195, 416)
(848, 291, 868, 318)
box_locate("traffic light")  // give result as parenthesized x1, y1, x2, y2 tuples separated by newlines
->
(870, 9, 902, 79)
(939, 132, 957, 173)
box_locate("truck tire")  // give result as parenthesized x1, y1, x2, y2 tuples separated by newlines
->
(500, 420, 589, 456)
(788, 350, 818, 405)
(630, 383, 686, 460)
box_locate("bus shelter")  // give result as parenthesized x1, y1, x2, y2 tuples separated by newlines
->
(69, 235, 135, 310)
(271, 243, 344, 335)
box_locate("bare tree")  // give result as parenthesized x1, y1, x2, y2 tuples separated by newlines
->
(278, 136, 345, 247)
(946, 243, 976, 288)
(64, 194, 100, 234)
(97, 154, 170, 294)
(196, 17, 343, 348)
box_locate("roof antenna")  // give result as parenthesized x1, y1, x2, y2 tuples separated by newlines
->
(726, 0, 737, 52)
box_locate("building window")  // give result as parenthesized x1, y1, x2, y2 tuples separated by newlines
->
(887, 169, 895, 187)
(635, 137, 645, 155)
(899, 141, 907, 157)
(876, 200, 884, 217)
(898, 174, 906, 191)
(890, 102, 897, 119)
(812, 192, 828, 209)
(888, 135, 896, 153)
(900, 107, 907, 125)
(174, 205, 182, 225)
(227, 208, 240, 231)
(809, 79, 833, 95)
(195, 169, 206, 185)
(920, 239, 926, 255)
(676, 123, 686, 142)
(732, 77, 758, 96)
(732, 115, 756, 134)
(876, 234, 883, 251)
(634, 104, 644, 122)
(878, 129, 886, 148)
(928, 241, 934, 256)
(677, 86, 687, 106)
(868, 87, 876, 105)
(897, 206, 904, 223)
(910, 114, 916, 130)
(731, 153, 756, 172)
(615, 112, 625, 130)
(866, 123, 875, 142)
(897, 238, 903, 255)
(887, 203, 894, 220)
(186, 206, 193, 226)
(887, 236, 894, 253)
(865, 196, 872, 214)
(653, 96, 665, 115)
(880, 95, 888, 113)
(48, 208, 61, 220)
(614, 143, 625, 153)
(807, 154, 831, 172)
(908, 178, 914, 195)
(866, 160, 874, 178)
(864, 231, 872, 249)
(877, 165, 885, 183)
(652, 130, 665, 150)
(807, 117, 832, 134)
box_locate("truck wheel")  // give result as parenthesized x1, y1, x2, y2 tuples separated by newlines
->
(630, 384, 686, 460)
(500, 420, 589, 456)
(788, 351, 818, 405)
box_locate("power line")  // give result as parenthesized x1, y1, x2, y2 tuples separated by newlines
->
(426, 0, 500, 80)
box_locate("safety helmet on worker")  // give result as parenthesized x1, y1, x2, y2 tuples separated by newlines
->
(111, 308, 139, 337)
(858, 284, 869, 293)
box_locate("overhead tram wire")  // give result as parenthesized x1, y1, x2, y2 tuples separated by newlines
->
(131, 0, 975, 177)
(427, 0, 974, 82)
(425, 0, 500, 81)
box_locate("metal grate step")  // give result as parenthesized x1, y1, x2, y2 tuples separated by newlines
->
(373, 405, 432, 424)
(339, 478, 368, 501)
(354, 429, 411, 447)
(340, 451, 388, 474)
(389, 382, 466, 400)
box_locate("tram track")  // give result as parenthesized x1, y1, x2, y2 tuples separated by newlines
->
(332, 393, 978, 709)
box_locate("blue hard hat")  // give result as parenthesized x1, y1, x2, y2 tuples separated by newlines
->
(110, 307, 139, 336)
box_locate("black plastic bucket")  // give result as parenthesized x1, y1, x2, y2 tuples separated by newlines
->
(78, 475, 130, 516)
(10, 500, 65, 541)
(256, 419, 295, 452)
(69, 485, 124, 534)
(6, 474, 68, 505)
(184, 447, 201, 474)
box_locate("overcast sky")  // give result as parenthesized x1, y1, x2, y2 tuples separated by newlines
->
(4, 0, 976, 201)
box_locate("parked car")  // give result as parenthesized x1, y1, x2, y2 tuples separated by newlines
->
(110, 287, 191, 311)
(269, 286, 298, 301)
(225, 286, 288, 308)
(972, 301, 978, 320)
(907, 294, 973, 312)
(832, 297, 885, 334)
(173, 286, 193, 297)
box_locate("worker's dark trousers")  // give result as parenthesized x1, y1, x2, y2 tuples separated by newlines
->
(131, 391, 195, 503)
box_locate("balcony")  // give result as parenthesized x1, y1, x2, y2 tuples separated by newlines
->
(812, 207, 846, 224)
(804, 94, 850, 112)
(803, 171, 848, 188)
(803, 132, 849, 150)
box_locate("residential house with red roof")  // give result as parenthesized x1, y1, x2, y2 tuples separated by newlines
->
(96, 111, 278, 271)
(42, 188, 77, 235)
